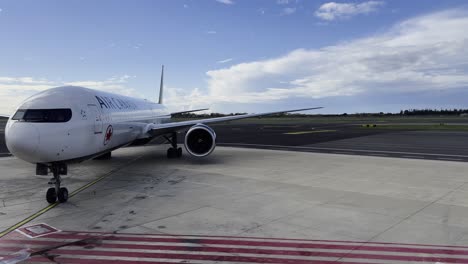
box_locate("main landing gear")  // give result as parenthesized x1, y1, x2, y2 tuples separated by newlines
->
(164, 132, 182, 159)
(37, 163, 69, 204)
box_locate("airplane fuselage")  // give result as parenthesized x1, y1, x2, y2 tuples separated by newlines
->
(4, 81, 321, 205)
(5, 86, 169, 164)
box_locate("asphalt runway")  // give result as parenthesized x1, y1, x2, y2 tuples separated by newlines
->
(2, 118, 468, 161)
(211, 122, 468, 162)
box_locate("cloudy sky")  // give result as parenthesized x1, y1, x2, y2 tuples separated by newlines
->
(1, 0, 468, 114)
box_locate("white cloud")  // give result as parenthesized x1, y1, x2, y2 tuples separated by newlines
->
(198, 9, 468, 107)
(183, 4, 188, 8)
(315, 1, 384, 21)
(281, 7, 296, 15)
(277, 0, 289, 5)
(206, 30, 217, 34)
(217, 58, 233, 64)
(0, 75, 139, 114)
(215, 0, 234, 5)
(3, 9, 468, 114)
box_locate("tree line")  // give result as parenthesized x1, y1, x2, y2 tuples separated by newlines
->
(173, 108, 468, 118)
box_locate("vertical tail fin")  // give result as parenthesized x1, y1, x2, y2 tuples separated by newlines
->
(158, 65, 164, 104)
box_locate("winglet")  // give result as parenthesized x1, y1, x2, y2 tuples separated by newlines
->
(158, 65, 164, 104)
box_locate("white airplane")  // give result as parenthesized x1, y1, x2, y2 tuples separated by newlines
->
(4, 66, 322, 204)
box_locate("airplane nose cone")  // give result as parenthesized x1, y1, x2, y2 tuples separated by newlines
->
(6, 122, 40, 161)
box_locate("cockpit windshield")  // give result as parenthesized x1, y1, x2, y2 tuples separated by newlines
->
(12, 109, 72, 123)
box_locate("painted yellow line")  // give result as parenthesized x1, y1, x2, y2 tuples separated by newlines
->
(0, 203, 58, 238)
(0, 156, 141, 238)
(284, 129, 336, 135)
(69, 170, 115, 197)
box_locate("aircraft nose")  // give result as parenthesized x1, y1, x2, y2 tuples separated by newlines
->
(6, 122, 40, 161)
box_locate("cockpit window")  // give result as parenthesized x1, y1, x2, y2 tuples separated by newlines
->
(12, 109, 72, 123)
(11, 110, 26, 120)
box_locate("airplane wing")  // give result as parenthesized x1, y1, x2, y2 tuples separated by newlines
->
(148, 107, 322, 137)
(170, 108, 209, 116)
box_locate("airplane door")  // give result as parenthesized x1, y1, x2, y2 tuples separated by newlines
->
(88, 104, 103, 134)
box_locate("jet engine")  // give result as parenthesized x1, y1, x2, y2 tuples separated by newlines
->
(184, 124, 216, 157)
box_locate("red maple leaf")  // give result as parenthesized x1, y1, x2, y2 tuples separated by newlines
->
(105, 127, 113, 141)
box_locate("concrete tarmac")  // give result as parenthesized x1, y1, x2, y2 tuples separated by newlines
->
(2, 145, 468, 263)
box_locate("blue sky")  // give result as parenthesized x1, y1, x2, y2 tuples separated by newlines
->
(1, 0, 468, 114)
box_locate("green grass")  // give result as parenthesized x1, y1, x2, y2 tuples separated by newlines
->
(173, 116, 468, 125)
(359, 124, 468, 131)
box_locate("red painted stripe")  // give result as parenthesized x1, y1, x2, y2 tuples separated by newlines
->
(28, 255, 379, 264)
(0, 247, 381, 264)
(41, 233, 468, 256)
(6, 241, 468, 261)
(4, 242, 468, 264)
(0, 246, 27, 251)
(28, 255, 202, 264)
(62, 231, 468, 249)
(61, 230, 468, 249)
(0, 243, 378, 261)
(30, 250, 383, 264)
(25, 248, 468, 263)
(0, 239, 69, 247)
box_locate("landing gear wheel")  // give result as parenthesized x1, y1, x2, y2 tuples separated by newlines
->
(46, 188, 57, 204)
(58, 187, 69, 203)
(177, 147, 182, 158)
(165, 132, 181, 159)
(45, 163, 69, 203)
(167, 148, 176, 159)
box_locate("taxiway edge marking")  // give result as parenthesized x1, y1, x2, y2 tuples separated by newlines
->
(0, 204, 58, 238)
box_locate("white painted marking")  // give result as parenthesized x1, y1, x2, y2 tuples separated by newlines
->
(332, 152, 354, 155)
(15, 223, 60, 238)
(221, 143, 468, 159)
(436, 157, 463, 161)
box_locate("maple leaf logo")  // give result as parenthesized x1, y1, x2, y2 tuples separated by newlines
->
(104, 125, 113, 145)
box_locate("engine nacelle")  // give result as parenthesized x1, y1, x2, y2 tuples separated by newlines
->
(184, 124, 216, 157)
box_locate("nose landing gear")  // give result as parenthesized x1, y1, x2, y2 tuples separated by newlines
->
(39, 163, 69, 204)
